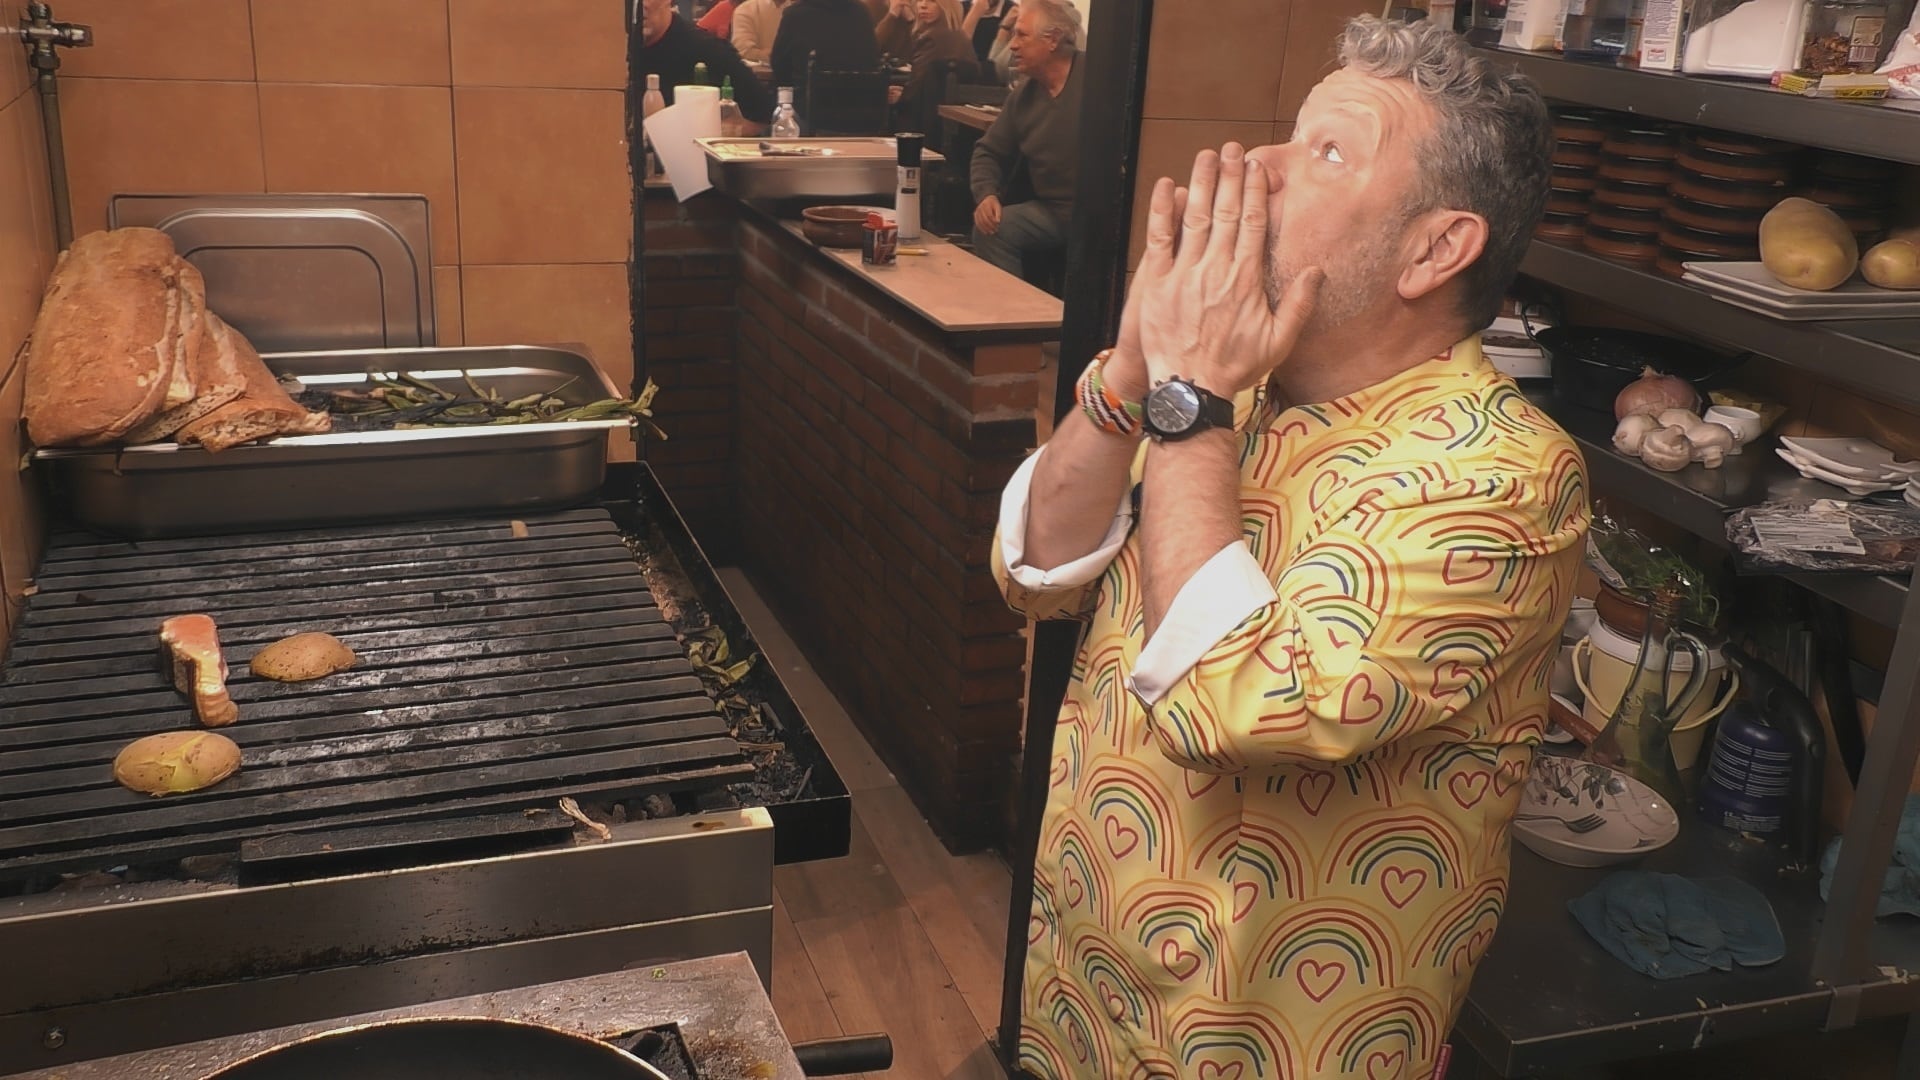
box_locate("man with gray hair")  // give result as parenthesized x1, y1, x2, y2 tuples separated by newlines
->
(968, 0, 1081, 285)
(992, 15, 1587, 1079)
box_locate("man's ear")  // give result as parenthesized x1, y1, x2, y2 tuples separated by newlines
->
(1399, 211, 1487, 302)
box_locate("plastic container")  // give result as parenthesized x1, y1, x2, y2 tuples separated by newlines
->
(1801, 0, 1894, 73)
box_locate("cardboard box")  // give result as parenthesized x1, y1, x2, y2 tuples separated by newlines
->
(1502, 0, 1568, 50)
(1770, 71, 1893, 98)
(1638, 0, 1688, 69)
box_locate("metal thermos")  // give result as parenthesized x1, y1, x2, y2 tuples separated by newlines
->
(894, 132, 923, 242)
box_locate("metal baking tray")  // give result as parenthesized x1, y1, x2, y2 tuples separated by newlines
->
(33, 345, 627, 538)
(699, 137, 944, 201)
(109, 194, 434, 352)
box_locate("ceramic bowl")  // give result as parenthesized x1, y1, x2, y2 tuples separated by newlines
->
(800, 205, 871, 249)
(1513, 755, 1680, 868)
(1702, 405, 1764, 452)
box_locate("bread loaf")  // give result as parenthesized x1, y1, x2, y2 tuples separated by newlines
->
(123, 260, 246, 444)
(176, 313, 331, 452)
(23, 228, 189, 447)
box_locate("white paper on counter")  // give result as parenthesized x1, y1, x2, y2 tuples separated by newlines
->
(674, 85, 722, 136)
(644, 102, 714, 202)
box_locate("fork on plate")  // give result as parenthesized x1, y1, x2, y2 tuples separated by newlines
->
(1516, 812, 1605, 834)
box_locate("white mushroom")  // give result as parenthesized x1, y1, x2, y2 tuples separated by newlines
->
(1640, 425, 1693, 472)
(1683, 422, 1735, 469)
(1656, 408, 1703, 430)
(1613, 413, 1660, 456)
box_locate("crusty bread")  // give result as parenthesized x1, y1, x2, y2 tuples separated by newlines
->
(177, 314, 331, 452)
(23, 228, 187, 447)
(123, 260, 245, 445)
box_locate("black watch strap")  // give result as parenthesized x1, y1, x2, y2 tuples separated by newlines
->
(1145, 378, 1236, 441)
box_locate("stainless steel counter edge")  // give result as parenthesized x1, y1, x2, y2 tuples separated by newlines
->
(2, 953, 805, 1080)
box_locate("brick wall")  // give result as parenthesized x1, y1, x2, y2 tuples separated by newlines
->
(640, 190, 742, 549)
(732, 216, 1041, 852)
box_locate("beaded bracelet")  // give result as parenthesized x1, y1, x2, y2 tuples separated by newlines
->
(1075, 349, 1145, 438)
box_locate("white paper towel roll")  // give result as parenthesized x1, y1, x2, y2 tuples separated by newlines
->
(673, 85, 721, 138)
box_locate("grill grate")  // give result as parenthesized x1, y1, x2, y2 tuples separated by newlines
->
(0, 508, 750, 883)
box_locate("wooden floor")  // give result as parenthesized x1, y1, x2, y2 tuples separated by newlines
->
(721, 569, 1013, 1080)
(720, 569, 1907, 1080)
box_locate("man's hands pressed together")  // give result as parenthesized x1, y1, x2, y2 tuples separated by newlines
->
(1129, 143, 1321, 637)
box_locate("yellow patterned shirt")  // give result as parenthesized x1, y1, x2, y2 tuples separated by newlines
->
(993, 336, 1589, 1080)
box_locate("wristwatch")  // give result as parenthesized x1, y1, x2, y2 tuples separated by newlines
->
(1142, 377, 1235, 441)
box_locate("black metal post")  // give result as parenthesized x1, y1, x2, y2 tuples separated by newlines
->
(993, 0, 1153, 1072)
(626, 0, 648, 399)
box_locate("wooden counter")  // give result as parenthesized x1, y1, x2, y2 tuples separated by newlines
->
(773, 220, 1061, 339)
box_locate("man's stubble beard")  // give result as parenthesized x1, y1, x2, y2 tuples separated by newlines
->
(1263, 216, 1405, 332)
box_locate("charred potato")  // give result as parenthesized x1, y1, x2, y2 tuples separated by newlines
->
(250, 632, 356, 682)
(114, 731, 242, 796)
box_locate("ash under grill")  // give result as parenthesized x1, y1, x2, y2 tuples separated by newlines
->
(0, 508, 751, 884)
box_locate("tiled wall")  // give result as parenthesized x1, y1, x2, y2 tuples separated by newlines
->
(44, 0, 637, 458)
(0, 0, 58, 655)
(1128, 0, 1379, 266)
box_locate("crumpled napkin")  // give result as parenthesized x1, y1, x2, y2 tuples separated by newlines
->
(1819, 793, 1920, 918)
(1568, 872, 1786, 979)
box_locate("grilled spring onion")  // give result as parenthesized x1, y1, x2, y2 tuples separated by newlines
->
(323, 373, 667, 439)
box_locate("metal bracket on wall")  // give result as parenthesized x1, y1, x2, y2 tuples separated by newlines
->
(17, 2, 92, 250)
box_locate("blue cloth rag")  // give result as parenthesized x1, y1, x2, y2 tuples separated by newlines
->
(1568, 872, 1786, 979)
(1819, 793, 1920, 918)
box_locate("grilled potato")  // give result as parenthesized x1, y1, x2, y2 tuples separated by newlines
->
(114, 731, 242, 796)
(250, 632, 356, 682)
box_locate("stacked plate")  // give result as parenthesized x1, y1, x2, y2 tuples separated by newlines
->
(1680, 261, 1920, 321)
(1776, 435, 1920, 497)
(1538, 109, 1608, 245)
(1803, 151, 1898, 244)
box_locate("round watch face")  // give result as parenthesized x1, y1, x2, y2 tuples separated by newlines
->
(1146, 381, 1202, 434)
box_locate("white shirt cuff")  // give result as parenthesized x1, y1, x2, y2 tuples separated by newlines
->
(997, 445, 1134, 590)
(1127, 542, 1277, 706)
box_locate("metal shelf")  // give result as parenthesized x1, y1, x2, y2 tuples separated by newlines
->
(1520, 242, 1920, 410)
(1538, 394, 1909, 627)
(1462, 817, 1920, 1075)
(1474, 46, 1920, 166)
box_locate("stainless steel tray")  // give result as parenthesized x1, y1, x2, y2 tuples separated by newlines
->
(109, 194, 434, 352)
(34, 345, 627, 538)
(699, 137, 945, 201)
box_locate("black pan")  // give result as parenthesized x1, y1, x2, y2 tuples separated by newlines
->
(1525, 321, 1747, 414)
(200, 1016, 896, 1079)
(201, 1017, 670, 1080)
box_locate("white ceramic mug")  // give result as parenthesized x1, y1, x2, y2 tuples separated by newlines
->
(1703, 405, 1764, 455)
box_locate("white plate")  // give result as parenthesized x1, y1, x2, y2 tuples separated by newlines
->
(1681, 280, 1920, 322)
(1781, 436, 1920, 477)
(1683, 261, 1920, 306)
(1775, 448, 1907, 495)
(1514, 755, 1680, 868)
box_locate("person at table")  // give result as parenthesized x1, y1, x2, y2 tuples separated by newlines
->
(768, 0, 882, 115)
(969, 0, 1080, 280)
(635, 0, 774, 123)
(730, 0, 790, 63)
(994, 15, 1584, 1079)
(696, 0, 738, 40)
(875, 0, 978, 115)
(962, 0, 1014, 64)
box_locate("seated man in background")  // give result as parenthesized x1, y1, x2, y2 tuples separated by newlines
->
(730, 0, 789, 63)
(969, 0, 1080, 283)
(634, 0, 774, 123)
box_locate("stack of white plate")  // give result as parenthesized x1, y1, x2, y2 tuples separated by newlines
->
(1907, 476, 1920, 511)
(1776, 435, 1920, 496)
(1480, 310, 1551, 380)
(1680, 261, 1920, 322)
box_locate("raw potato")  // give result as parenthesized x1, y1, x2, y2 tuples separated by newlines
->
(1862, 238, 1920, 290)
(1760, 197, 1859, 291)
(250, 632, 356, 682)
(114, 731, 242, 796)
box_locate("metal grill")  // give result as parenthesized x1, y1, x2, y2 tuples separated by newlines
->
(0, 508, 750, 883)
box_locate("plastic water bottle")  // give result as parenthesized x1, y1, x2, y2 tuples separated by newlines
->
(771, 87, 801, 139)
(641, 74, 667, 177)
(894, 132, 923, 241)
